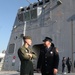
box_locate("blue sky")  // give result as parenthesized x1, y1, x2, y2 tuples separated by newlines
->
(0, 0, 37, 52)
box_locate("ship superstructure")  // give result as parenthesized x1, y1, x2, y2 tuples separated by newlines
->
(2, 0, 75, 72)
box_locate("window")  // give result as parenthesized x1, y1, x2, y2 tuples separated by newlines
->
(24, 11, 30, 21)
(31, 9, 37, 19)
(18, 13, 24, 22)
(8, 44, 15, 54)
(39, 1, 43, 5)
(33, 3, 37, 8)
(26, 6, 30, 10)
(20, 8, 24, 11)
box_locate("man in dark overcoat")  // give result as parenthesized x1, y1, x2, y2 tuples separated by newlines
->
(37, 37, 59, 75)
(18, 36, 36, 75)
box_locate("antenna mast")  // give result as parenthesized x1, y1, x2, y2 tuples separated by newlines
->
(26, 0, 32, 4)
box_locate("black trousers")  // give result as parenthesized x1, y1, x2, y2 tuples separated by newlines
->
(67, 66, 71, 73)
(20, 62, 33, 75)
(41, 72, 54, 75)
(62, 66, 65, 73)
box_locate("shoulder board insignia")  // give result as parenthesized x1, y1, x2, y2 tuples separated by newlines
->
(56, 48, 59, 52)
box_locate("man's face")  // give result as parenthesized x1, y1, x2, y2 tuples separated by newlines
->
(25, 39, 32, 46)
(44, 40, 51, 47)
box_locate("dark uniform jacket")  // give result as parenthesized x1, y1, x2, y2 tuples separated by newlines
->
(37, 43, 59, 75)
(18, 45, 36, 75)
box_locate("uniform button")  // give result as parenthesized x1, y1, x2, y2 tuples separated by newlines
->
(45, 64, 47, 66)
(45, 61, 47, 62)
(45, 57, 47, 58)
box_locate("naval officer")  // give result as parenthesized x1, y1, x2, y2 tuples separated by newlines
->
(18, 36, 36, 75)
(37, 37, 59, 75)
